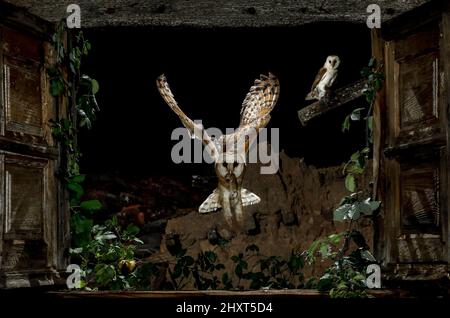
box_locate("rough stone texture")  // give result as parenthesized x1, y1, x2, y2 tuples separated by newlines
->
(5, 0, 431, 28)
(161, 151, 373, 284)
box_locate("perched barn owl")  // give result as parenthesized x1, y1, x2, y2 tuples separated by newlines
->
(305, 55, 340, 101)
(156, 73, 280, 225)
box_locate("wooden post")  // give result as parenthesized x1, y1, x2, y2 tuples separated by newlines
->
(370, 28, 386, 262)
(440, 0, 450, 264)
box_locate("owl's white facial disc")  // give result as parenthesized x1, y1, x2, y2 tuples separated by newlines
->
(325, 55, 340, 70)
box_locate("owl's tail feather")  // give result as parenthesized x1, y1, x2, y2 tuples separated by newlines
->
(241, 188, 261, 206)
(305, 91, 316, 101)
(198, 188, 261, 214)
(199, 189, 221, 213)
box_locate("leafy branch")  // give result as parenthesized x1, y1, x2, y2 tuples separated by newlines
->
(305, 57, 384, 298)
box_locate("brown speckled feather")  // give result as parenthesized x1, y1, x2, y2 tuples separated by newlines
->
(310, 67, 327, 91)
(156, 74, 218, 161)
(239, 73, 280, 129)
(237, 73, 280, 153)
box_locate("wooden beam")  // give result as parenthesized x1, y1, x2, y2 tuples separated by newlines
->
(0, 0, 54, 39)
(0, 136, 59, 159)
(49, 288, 405, 299)
(4, 0, 429, 29)
(381, 0, 443, 41)
(297, 79, 367, 126)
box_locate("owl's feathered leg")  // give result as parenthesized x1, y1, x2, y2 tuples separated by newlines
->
(221, 196, 234, 226)
(217, 183, 237, 226)
(233, 193, 244, 224)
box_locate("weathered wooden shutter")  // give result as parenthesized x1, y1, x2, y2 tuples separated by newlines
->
(375, 3, 450, 279)
(0, 2, 68, 288)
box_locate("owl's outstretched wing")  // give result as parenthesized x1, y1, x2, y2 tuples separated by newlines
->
(156, 74, 219, 162)
(236, 73, 280, 153)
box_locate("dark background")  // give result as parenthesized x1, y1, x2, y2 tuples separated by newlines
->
(79, 22, 371, 177)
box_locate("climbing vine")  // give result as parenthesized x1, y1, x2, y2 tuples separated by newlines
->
(48, 21, 102, 248)
(305, 57, 384, 298)
(48, 22, 144, 291)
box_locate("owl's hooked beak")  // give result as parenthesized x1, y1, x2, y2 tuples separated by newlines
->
(224, 172, 237, 184)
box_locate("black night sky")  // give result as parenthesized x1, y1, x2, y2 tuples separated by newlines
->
(79, 22, 371, 177)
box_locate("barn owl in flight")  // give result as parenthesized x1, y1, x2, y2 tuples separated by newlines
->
(156, 73, 280, 225)
(305, 55, 340, 101)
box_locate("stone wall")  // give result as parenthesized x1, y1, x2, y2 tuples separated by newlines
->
(160, 151, 373, 285)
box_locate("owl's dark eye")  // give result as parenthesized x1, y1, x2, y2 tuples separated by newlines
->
(222, 162, 227, 168)
(329, 60, 331, 64)
(233, 162, 239, 168)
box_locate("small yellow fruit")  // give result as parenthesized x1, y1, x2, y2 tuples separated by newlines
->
(127, 260, 136, 272)
(118, 259, 136, 274)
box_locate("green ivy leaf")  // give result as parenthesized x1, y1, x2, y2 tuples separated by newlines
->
(319, 243, 330, 258)
(184, 256, 195, 266)
(215, 264, 225, 271)
(367, 199, 381, 211)
(50, 79, 65, 96)
(360, 249, 376, 262)
(125, 224, 140, 236)
(95, 231, 117, 242)
(95, 264, 116, 286)
(317, 273, 333, 291)
(350, 151, 361, 162)
(353, 274, 366, 282)
(172, 263, 182, 279)
(221, 272, 231, 286)
(80, 200, 102, 212)
(368, 116, 373, 132)
(288, 253, 304, 272)
(69, 247, 83, 254)
(133, 237, 144, 244)
(68, 182, 84, 198)
(246, 244, 260, 253)
(205, 251, 217, 263)
(350, 108, 365, 121)
(328, 233, 343, 245)
(235, 264, 243, 278)
(71, 174, 86, 184)
(91, 79, 100, 94)
(374, 79, 382, 91)
(308, 240, 320, 255)
(348, 204, 361, 220)
(361, 66, 371, 77)
(342, 115, 351, 132)
(71, 214, 93, 247)
(346, 164, 364, 175)
(353, 201, 372, 216)
(345, 174, 356, 192)
(333, 204, 351, 221)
